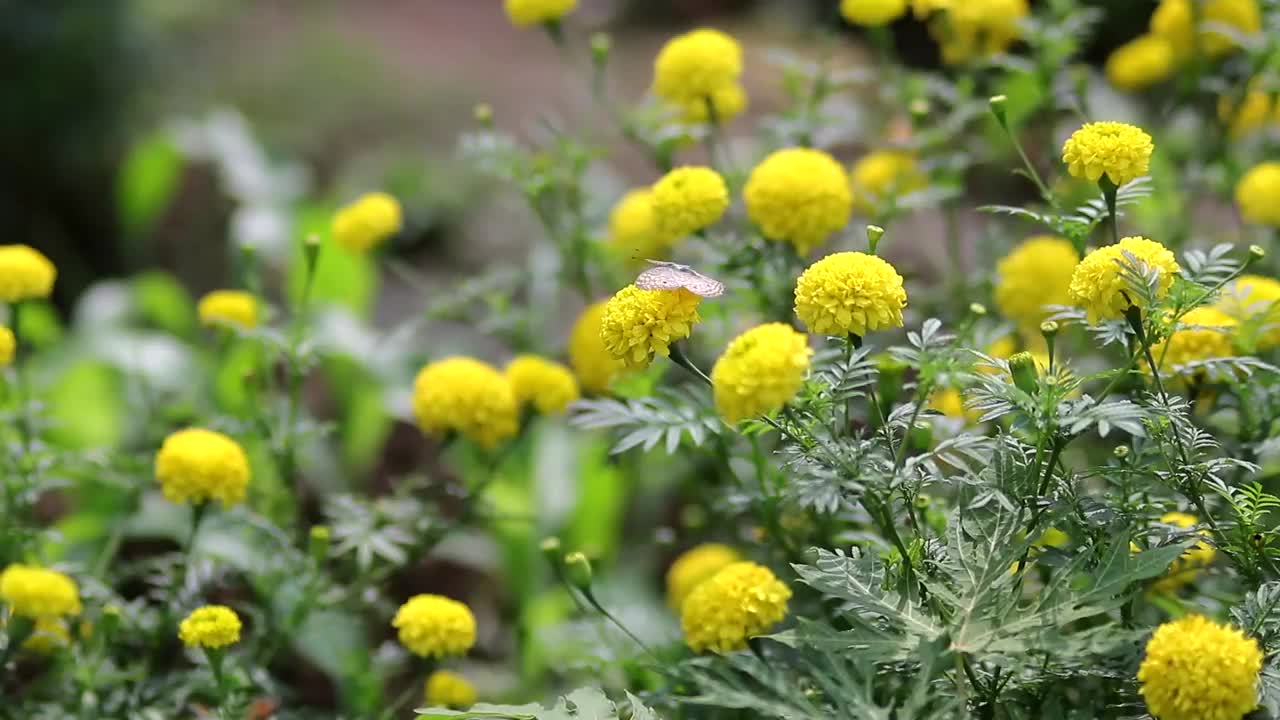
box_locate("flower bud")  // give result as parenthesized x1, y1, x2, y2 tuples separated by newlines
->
(1249, 245, 1266, 264)
(989, 95, 1008, 128)
(473, 103, 493, 127)
(1040, 320, 1059, 338)
(540, 537, 562, 570)
(866, 225, 885, 254)
(1008, 351, 1039, 395)
(309, 525, 330, 564)
(99, 605, 122, 639)
(564, 552, 593, 592)
(969, 303, 987, 317)
(590, 33, 612, 66)
(1113, 445, 1130, 459)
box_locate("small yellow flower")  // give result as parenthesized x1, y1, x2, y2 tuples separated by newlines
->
(1235, 162, 1280, 227)
(178, 605, 242, 649)
(651, 166, 730, 242)
(1138, 614, 1261, 720)
(652, 29, 743, 107)
(681, 561, 790, 653)
(0, 244, 57, 303)
(1218, 86, 1273, 139)
(197, 290, 259, 330)
(569, 301, 623, 393)
(155, 428, 251, 507)
(1105, 34, 1175, 92)
(392, 594, 477, 659)
(794, 252, 908, 337)
(1061, 121, 1154, 187)
(840, 0, 909, 26)
(1151, 511, 1217, 595)
(607, 190, 663, 263)
(928, 388, 973, 421)
(503, 0, 576, 27)
(994, 236, 1080, 331)
(1216, 274, 1280, 349)
(1148, 307, 1236, 376)
(0, 325, 14, 367)
(331, 192, 403, 253)
(599, 285, 702, 369)
(711, 323, 813, 424)
(412, 357, 519, 449)
(849, 151, 927, 215)
(674, 82, 747, 124)
(1067, 237, 1180, 323)
(505, 355, 580, 415)
(923, 0, 1029, 64)
(665, 544, 742, 610)
(1151, 0, 1261, 60)
(744, 148, 853, 255)
(0, 564, 81, 619)
(21, 616, 71, 655)
(425, 670, 478, 709)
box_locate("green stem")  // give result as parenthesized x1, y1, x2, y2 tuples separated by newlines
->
(668, 342, 712, 386)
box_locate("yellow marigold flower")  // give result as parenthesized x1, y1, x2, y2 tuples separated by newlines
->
(652, 29, 743, 107)
(994, 236, 1079, 330)
(850, 151, 927, 215)
(666, 544, 742, 610)
(1149, 307, 1236, 375)
(681, 561, 790, 653)
(569, 302, 622, 393)
(0, 325, 13, 367)
(22, 616, 71, 654)
(154, 428, 251, 507)
(331, 192, 403, 253)
(505, 355, 580, 415)
(651, 166, 729, 242)
(1235, 162, 1280, 227)
(197, 290, 259, 330)
(607, 190, 664, 263)
(1218, 87, 1273, 138)
(925, 0, 1029, 64)
(711, 323, 813, 424)
(425, 670, 477, 709)
(1067, 237, 1180, 323)
(0, 564, 81, 619)
(503, 0, 576, 26)
(1151, 511, 1217, 595)
(412, 357, 519, 449)
(0, 244, 57, 303)
(1138, 614, 1261, 720)
(178, 605, 242, 649)
(1105, 34, 1175, 91)
(1151, 0, 1261, 60)
(929, 388, 973, 420)
(840, 0, 909, 26)
(599, 285, 702, 369)
(744, 148, 853, 255)
(1061, 121, 1154, 187)
(794, 252, 908, 337)
(1217, 274, 1280, 349)
(392, 594, 477, 659)
(675, 82, 747, 124)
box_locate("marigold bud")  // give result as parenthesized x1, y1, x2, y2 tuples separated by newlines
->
(564, 552, 593, 592)
(1008, 351, 1040, 395)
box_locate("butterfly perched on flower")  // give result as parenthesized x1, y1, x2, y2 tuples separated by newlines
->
(634, 260, 725, 298)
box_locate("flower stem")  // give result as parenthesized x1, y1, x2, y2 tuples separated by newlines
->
(668, 342, 712, 386)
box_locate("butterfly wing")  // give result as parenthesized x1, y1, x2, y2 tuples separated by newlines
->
(635, 266, 687, 291)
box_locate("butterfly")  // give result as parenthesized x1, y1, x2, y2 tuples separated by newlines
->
(634, 260, 725, 298)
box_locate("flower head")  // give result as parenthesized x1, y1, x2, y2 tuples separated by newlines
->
(1151, 511, 1217, 595)
(1105, 34, 1175, 91)
(197, 290, 259, 330)
(666, 544, 742, 610)
(1216, 274, 1280, 349)
(922, 0, 1029, 64)
(850, 151, 927, 215)
(651, 166, 729, 242)
(929, 388, 975, 421)
(0, 564, 81, 619)
(674, 83, 747, 124)
(425, 670, 477, 709)
(392, 594, 477, 659)
(745, 148, 853, 255)
(1219, 86, 1274, 138)
(1068, 237, 1180, 323)
(840, 0, 909, 26)
(1235, 162, 1280, 227)
(22, 616, 71, 654)
(155, 428, 251, 507)
(1061, 121, 1154, 186)
(1151, 0, 1261, 60)
(0, 325, 13, 367)
(413, 357, 519, 449)
(0, 244, 56, 303)
(711, 323, 813, 423)
(1138, 614, 1261, 720)
(652, 29, 743, 106)
(504, 0, 577, 26)
(607, 190, 663, 263)
(178, 605, 242, 649)
(505, 355, 580, 415)
(331, 192, 403, 253)
(681, 561, 790, 653)
(600, 285, 702, 369)
(1149, 307, 1236, 375)
(794, 252, 908, 337)
(994, 236, 1080, 330)
(569, 302, 623, 393)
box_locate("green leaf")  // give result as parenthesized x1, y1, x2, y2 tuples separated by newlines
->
(117, 130, 184, 237)
(131, 271, 196, 337)
(416, 687, 628, 720)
